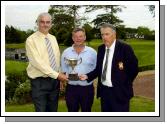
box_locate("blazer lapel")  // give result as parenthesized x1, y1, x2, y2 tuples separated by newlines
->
(99, 45, 105, 75)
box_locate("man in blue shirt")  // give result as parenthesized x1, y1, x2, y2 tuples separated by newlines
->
(61, 28, 97, 112)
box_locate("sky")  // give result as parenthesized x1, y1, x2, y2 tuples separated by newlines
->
(5, 5, 155, 31)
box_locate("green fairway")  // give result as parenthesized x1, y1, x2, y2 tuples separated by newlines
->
(5, 60, 28, 74)
(126, 39, 155, 66)
(88, 39, 155, 67)
(5, 43, 25, 49)
(5, 39, 155, 67)
(5, 96, 154, 112)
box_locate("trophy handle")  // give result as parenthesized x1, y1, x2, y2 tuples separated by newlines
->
(77, 58, 82, 65)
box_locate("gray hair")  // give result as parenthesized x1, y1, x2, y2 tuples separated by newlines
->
(100, 23, 116, 33)
(36, 12, 52, 24)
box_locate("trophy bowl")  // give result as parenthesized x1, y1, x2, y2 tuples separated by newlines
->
(64, 57, 82, 81)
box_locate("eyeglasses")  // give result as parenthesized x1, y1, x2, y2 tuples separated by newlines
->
(39, 21, 51, 24)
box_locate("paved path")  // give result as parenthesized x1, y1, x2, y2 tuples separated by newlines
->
(133, 70, 155, 100)
(93, 70, 155, 100)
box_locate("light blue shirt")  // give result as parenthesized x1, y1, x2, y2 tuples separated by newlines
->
(61, 45, 97, 86)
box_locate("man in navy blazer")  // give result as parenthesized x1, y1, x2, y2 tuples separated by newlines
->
(80, 23, 138, 112)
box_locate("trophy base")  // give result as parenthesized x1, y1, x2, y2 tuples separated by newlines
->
(68, 74, 79, 81)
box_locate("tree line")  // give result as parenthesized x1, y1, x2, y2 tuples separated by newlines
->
(5, 25, 34, 44)
(5, 5, 155, 45)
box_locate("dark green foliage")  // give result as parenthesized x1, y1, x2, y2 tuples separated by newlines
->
(5, 70, 28, 100)
(83, 23, 94, 41)
(137, 26, 155, 40)
(138, 65, 155, 72)
(49, 5, 79, 45)
(13, 80, 31, 104)
(92, 13, 123, 28)
(5, 25, 34, 44)
(147, 5, 155, 17)
(116, 25, 127, 40)
(86, 5, 125, 28)
(144, 34, 155, 40)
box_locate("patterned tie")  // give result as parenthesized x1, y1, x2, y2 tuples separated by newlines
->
(45, 37, 57, 71)
(101, 48, 110, 82)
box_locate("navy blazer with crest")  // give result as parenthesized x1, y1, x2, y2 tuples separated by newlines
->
(87, 40, 138, 103)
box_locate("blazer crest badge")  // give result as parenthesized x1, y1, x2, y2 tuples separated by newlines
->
(118, 61, 124, 70)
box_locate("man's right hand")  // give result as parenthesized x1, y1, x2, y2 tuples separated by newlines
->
(79, 74, 88, 80)
(57, 73, 68, 81)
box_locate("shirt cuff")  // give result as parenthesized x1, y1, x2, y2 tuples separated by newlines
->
(49, 71, 59, 79)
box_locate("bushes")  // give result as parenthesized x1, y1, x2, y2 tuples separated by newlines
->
(5, 70, 28, 100)
(138, 64, 155, 72)
(13, 80, 31, 104)
(144, 34, 155, 40)
(5, 71, 32, 104)
(5, 61, 32, 104)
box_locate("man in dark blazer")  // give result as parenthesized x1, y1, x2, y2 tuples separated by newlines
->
(80, 23, 138, 112)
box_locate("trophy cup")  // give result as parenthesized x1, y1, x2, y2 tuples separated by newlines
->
(64, 57, 82, 81)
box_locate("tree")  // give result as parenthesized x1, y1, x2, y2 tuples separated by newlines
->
(49, 5, 85, 28)
(5, 26, 21, 43)
(49, 6, 74, 45)
(86, 5, 125, 28)
(137, 26, 151, 35)
(49, 5, 87, 45)
(116, 25, 126, 40)
(137, 26, 155, 40)
(92, 13, 123, 29)
(5, 25, 32, 44)
(147, 5, 155, 17)
(125, 28, 138, 34)
(85, 5, 125, 39)
(5, 25, 12, 43)
(26, 29, 34, 36)
(82, 23, 94, 42)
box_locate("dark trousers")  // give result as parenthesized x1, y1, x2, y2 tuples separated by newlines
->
(100, 85, 130, 112)
(30, 77, 60, 112)
(65, 84, 94, 112)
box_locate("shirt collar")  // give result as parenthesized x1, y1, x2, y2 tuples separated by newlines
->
(72, 44, 87, 53)
(37, 31, 49, 39)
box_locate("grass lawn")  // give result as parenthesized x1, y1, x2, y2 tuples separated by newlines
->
(88, 39, 155, 66)
(5, 96, 154, 112)
(5, 60, 28, 74)
(5, 38, 155, 68)
(5, 43, 25, 49)
(126, 39, 155, 66)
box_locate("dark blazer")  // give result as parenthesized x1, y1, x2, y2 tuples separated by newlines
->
(87, 40, 138, 103)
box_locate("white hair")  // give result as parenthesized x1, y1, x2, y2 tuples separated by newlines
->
(36, 12, 52, 24)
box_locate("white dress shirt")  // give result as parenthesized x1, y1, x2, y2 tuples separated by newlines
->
(102, 40, 116, 87)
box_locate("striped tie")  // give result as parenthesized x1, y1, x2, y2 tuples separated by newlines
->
(45, 37, 57, 71)
(101, 48, 110, 82)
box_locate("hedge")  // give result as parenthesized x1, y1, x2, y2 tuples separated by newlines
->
(138, 64, 155, 72)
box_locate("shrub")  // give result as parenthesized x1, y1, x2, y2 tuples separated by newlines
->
(5, 97, 18, 105)
(139, 64, 155, 72)
(5, 70, 28, 100)
(144, 34, 155, 40)
(13, 80, 31, 104)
